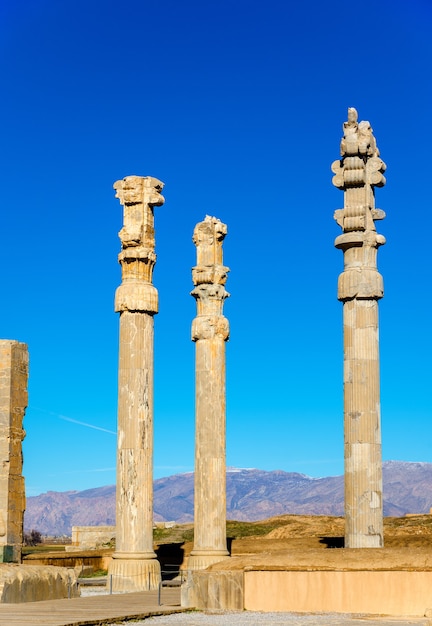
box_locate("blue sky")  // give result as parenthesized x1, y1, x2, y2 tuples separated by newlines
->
(1, 0, 431, 496)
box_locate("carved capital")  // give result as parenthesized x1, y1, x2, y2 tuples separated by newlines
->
(118, 247, 157, 285)
(335, 232, 385, 301)
(333, 109, 386, 233)
(333, 108, 386, 296)
(192, 316, 229, 341)
(191, 215, 230, 335)
(114, 175, 164, 208)
(366, 156, 386, 188)
(115, 282, 158, 314)
(191, 284, 229, 317)
(114, 175, 164, 314)
(114, 176, 164, 249)
(337, 268, 384, 301)
(192, 265, 229, 287)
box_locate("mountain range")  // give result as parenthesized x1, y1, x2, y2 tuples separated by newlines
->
(24, 461, 432, 536)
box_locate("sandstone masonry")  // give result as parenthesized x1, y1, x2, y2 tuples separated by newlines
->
(0, 340, 28, 563)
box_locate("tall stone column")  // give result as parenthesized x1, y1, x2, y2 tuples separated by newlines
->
(188, 216, 230, 570)
(332, 108, 387, 548)
(108, 175, 164, 591)
(0, 340, 28, 563)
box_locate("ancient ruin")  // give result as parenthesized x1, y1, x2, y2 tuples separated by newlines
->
(332, 108, 387, 547)
(108, 175, 165, 591)
(0, 340, 80, 601)
(0, 340, 28, 563)
(188, 216, 230, 570)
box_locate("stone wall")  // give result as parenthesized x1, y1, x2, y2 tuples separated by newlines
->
(181, 570, 243, 610)
(0, 340, 28, 563)
(183, 568, 432, 616)
(182, 549, 432, 616)
(23, 550, 112, 572)
(68, 525, 115, 551)
(244, 570, 432, 616)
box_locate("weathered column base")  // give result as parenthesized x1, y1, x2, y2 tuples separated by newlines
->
(187, 551, 230, 571)
(181, 569, 243, 609)
(107, 555, 161, 591)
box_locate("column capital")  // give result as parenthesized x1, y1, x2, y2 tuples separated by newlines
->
(114, 175, 164, 314)
(192, 315, 230, 341)
(333, 108, 386, 302)
(191, 216, 230, 341)
(332, 107, 386, 234)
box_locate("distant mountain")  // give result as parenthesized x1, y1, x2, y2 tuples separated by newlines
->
(24, 461, 432, 536)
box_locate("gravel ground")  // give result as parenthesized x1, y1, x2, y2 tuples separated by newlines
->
(79, 585, 110, 596)
(113, 612, 432, 626)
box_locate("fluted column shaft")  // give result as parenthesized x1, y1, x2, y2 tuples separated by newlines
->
(343, 299, 382, 547)
(115, 311, 155, 557)
(193, 336, 227, 555)
(332, 108, 386, 548)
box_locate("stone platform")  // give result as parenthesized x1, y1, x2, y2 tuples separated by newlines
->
(182, 548, 432, 617)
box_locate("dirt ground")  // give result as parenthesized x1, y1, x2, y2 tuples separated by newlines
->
(165, 515, 432, 571)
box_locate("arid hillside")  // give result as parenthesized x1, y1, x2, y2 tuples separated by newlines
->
(154, 514, 432, 556)
(25, 461, 432, 536)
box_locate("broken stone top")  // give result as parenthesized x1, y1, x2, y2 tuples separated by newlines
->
(114, 176, 164, 207)
(192, 216, 227, 267)
(191, 216, 230, 341)
(340, 107, 380, 159)
(114, 176, 165, 249)
(192, 216, 229, 288)
(332, 108, 386, 235)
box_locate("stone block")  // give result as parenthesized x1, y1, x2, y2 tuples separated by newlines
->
(181, 570, 243, 610)
(0, 565, 79, 603)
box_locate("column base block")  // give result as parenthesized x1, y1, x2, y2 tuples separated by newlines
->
(107, 556, 161, 591)
(187, 551, 230, 571)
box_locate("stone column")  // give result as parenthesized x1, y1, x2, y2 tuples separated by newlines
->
(0, 340, 28, 563)
(332, 108, 387, 548)
(188, 216, 230, 570)
(108, 175, 164, 591)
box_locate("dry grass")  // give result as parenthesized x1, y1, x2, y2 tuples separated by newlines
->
(154, 514, 432, 549)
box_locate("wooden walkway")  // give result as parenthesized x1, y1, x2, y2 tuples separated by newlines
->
(0, 587, 184, 626)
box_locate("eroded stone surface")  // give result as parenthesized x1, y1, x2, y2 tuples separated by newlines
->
(109, 176, 164, 591)
(67, 525, 115, 551)
(0, 340, 28, 563)
(332, 109, 386, 548)
(182, 569, 243, 610)
(182, 548, 432, 614)
(188, 217, 230, 573)
(0, 565, 79, 602)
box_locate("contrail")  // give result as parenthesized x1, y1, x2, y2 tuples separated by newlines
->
(58, 414, 116, 435)
(47, 467, 116, 475)
(29, 406, 116, 435)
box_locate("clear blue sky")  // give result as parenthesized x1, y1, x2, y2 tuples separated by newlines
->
(1, 0, 431, 496)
